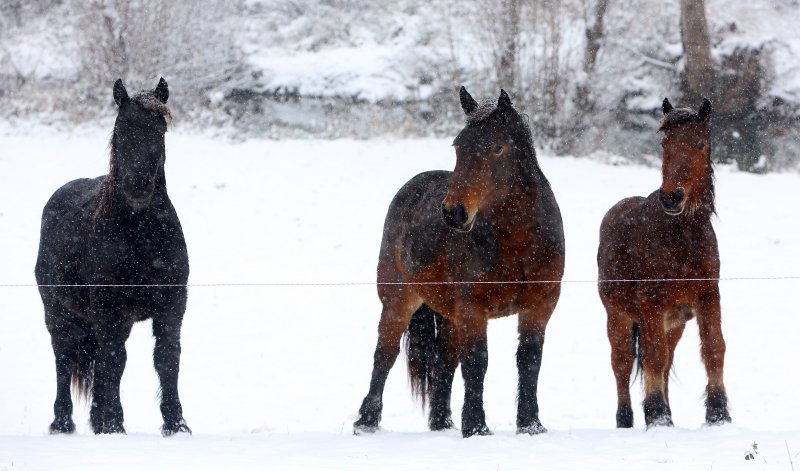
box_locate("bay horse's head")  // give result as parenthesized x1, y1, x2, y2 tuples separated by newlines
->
(657, 97, 713, 217)
(442, 87, 536, 232)
(108, 77, 171, 211)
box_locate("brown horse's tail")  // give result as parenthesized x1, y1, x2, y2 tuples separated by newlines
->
(71, 327, 97, 402)
(404, 304, 444, 408)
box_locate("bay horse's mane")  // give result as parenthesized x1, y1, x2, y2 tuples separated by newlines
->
(93, 90, 172, 223)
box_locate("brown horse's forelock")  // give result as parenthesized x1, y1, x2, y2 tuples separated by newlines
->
(659, 108, 702, 132)
(465, 100, 499, 125)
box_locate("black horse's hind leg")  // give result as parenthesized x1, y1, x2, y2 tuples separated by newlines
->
(460, 318, 491, 438)
(428, 317, 457, 431)
(516, 331, 546, 435)
(153, 306, 191, 436)
(91, 321, 132, 434)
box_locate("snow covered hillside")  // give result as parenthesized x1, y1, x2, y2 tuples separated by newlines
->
(1, 128, 799, 469)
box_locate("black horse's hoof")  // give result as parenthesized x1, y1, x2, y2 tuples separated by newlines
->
(353, 422, 379, 435)
(49, 417, 76, 434)
(517, 420, 547, 435)
(162, 418, 192, 437)
(94, 423, 126, 434)
(462, 423, 492, 438)
(429, 416, 455, 431)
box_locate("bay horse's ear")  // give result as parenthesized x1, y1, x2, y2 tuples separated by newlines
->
(498, 89, 513, 121)
(460, 86, 478, 115)
(154, 77, 169, 104)
(113, 79, 129, 107)
(662, 97, 673, 115)
(698, 98, 711, 122)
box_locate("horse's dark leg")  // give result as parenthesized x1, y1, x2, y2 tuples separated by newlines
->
(640, 298, 673, 428)
(697, 287, 731, 425)
(47, 315, 79, 434)
(428, 317, 458, 431)
(153, 296, 191, 436)
(460, 315, 491, 438)
(92, 321, 132, 434)
(354, 291, 419, 434)
(607, 313, 636, 428)
(664, 323, 687, 419)
(516, 295, 557, 435)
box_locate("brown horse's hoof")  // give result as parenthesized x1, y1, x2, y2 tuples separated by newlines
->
(646, 416, 674, 429)
(706, 412, 731, 426)
(353, 422, 379, 435)
(517, 421, 547, 435)
(462, 424, 492, 438)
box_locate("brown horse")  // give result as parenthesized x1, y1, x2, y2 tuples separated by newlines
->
(354, 88, 565, 437)
(597, 97, 731, 428)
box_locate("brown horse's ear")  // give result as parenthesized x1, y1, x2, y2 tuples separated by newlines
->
(698, 98, 711, 122)
(154, 77, 169, 104)
(460, 86, 478, 115)
(662, 97, 673, 115)
(498, 89, 513, 121)
(113, 79, 129, 107)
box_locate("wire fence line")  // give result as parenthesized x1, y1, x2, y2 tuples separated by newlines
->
(0, 276, 798, 288)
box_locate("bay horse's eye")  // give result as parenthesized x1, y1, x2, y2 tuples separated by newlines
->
(697, 142, 706, 150)
(492, 145, 504, 156)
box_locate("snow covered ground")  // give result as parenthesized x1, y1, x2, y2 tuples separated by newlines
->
(1, 128, 799, 470)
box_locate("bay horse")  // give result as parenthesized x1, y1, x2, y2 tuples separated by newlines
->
(35, 78, 191, 436)
(597, 97, 731, 428)
(354, 88, 565, 437)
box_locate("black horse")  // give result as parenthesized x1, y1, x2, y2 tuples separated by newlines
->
(35, 78, 191, 436)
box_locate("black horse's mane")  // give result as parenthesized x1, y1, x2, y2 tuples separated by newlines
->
(93, 91, 172, 223)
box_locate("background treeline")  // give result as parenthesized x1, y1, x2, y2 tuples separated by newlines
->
(1, 0, 798, 171)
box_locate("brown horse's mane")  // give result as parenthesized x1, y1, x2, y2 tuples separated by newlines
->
(93, 91, 172, 224)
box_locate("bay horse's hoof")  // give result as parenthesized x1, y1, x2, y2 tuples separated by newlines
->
(646, 415, 674, 429)
(706, 411, 731, 426)
(162, 418, 192, 437)
(517, 421, 547, 435)
(49, 417, 76, 434)
(462, 424, 492, 438)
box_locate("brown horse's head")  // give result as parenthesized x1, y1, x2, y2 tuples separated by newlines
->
(658, 97, 713, 217)
(442, 87, 537, 231)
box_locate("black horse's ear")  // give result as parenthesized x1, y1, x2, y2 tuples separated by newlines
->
(113, 79, 129, 106)
(498, 89, 513, 121)
(662, 97, 673, 115)
(154, 77, 169, 104)
(460, 86, 478, 115)
(698, 98, 711, 122)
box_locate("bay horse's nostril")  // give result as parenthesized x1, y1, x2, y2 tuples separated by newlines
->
(442, 202, 470, 230)
(659, 187, 686, 214)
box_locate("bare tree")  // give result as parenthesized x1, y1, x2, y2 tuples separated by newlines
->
(583, 0, 608, 73)
(679, 0, 713, 100)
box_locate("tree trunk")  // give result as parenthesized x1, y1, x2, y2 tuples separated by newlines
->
(680, 0, 713, 101)
(498, 0, 520, 91)
(584, 0, 608, 73)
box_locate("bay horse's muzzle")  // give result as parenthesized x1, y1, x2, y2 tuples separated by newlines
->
(659, 187, 686, 216)
(441, 202, 475, 232)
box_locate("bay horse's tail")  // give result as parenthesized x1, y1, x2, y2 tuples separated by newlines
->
(72, 327, 97, 402)
(404, 304, 444, 408)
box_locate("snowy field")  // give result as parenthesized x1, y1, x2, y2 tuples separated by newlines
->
(1, 128, 799, 470)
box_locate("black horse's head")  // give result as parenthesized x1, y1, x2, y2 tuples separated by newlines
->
(442, 87, 537, 232)
(109, 77, 171, 211)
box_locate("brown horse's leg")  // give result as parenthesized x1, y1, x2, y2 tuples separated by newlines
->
(607, 311, 636, 428)
(663, 323, 686, 418)
(697, 287, 731, 425)
(459, 312, 491, 437)
(428, 317, 459, 431)
(516, 290, 558, 435)
(354, 289, 420, 434)
(640, 300, 673, 427)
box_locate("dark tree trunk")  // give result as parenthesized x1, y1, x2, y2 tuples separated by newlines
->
(680, 0, 714, 101)
(584, 0, 608, 73)
(498, 0, 520, 91)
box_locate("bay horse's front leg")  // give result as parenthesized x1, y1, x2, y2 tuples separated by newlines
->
(697, 287, 731, 425)
(460, 313, 491, 438)
(354, 289, 420, 434)
(428, 316, 458, 431)
(606, 313, 636, 428)
(92, 320, 133, 434)
(639, 297, 673, 428)
(153, 297, 191, 436)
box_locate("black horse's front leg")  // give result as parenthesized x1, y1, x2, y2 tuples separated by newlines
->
(92, 321, 132, 434)
(460, 318, 491, 438)
(516, 331, 547, 434)
(49, 330, 78, 434)
(153, 309, 191, 436)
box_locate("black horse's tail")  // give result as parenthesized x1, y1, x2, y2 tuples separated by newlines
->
(404, 304, 444, 408)
(632, 322, 643, 382)
(72, 327, 97, 402)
